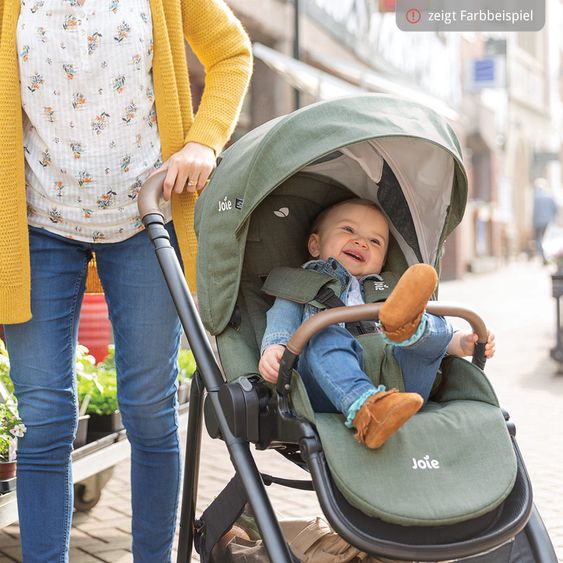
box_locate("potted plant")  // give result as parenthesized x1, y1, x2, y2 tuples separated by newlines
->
(0, 339, 13, 396)
(77, 345, 123, 440)
(0, 399, 26, 480)
(0, 340, 25, 482)
(177, 349, 196, 404)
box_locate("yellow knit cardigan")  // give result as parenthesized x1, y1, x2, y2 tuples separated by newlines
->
(0, 0, 252, 324)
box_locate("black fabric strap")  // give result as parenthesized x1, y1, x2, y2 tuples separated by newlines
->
(194, 474, 248, 562)
(314, 286, 346, 309)
(314, 287, 377, 337)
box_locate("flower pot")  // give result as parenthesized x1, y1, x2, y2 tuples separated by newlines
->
(73, 414, 90, 449)
(0, 460, 16, 481)
(177, 381, 191, 404)
(78, 294, 112, 363)
(0, 476, 16, 493)
(87, 411, 124, 441)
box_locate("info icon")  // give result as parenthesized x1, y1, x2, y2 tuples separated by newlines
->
(406, 8, 421, 23)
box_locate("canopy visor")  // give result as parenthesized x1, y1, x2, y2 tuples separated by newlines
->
(301, 137, 455, 266)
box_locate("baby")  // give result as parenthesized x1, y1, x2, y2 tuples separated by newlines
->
(259, 199, 495, 449)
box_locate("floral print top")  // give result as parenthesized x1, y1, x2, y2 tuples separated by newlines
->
(16, 0, 171, 243)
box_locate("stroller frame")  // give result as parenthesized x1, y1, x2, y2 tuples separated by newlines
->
(139, 179, 558, 562)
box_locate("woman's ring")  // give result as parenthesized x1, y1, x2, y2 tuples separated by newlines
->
(187, 180, 197, 187)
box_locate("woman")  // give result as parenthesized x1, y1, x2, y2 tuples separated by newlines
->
(0, 0, 252, 560)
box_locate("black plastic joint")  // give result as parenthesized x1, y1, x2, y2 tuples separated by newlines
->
(299, 436, 322, 460)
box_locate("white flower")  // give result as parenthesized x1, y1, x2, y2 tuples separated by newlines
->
(9, 424, 27, 438)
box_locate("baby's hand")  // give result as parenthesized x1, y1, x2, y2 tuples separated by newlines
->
(259, 345, 286, 383)
(457, 330, 496, 359)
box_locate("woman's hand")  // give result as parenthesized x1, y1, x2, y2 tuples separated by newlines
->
(158, 141, 216, 200)
(259, 345, 286, 384)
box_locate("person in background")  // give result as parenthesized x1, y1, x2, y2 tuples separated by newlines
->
(0, 1, 252, 561)
(532, 178, 558, 265)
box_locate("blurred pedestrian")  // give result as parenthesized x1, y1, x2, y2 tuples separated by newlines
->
(0, 1, 252, 561)
(533, 178, 558, 264)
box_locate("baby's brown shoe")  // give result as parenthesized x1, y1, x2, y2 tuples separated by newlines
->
(353, 389, 423, 449)
(379, 263, 438, 342)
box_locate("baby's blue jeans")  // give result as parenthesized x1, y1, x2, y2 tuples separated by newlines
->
(297, 314, 453, 417)
(4, 224, 182, 563)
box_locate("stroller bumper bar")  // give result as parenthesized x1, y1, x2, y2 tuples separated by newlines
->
(277, 302, 489, 395)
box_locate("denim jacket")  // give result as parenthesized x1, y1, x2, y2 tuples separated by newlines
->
(261, 257, 385, 354)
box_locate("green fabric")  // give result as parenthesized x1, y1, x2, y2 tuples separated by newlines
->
(290, 356, 517, 526)
(361, 272, 399, 303)
(262, 267, 341, 306)
(195, 94, 467, 335)
(262, 267, 399, 308)
(357, 333, 405, 392)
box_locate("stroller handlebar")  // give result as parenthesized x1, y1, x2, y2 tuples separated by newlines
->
(277, 302, 488, 394)
(286, 302, 488, 354)
(138, 168, 167, 220)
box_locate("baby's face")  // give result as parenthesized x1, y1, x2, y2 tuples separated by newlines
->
(308, 203, 389, 277)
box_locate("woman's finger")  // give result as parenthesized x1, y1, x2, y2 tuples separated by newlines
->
(174, 166, 190, 195)
(162, 165, 177, 201)
(185, 169, 201, 193)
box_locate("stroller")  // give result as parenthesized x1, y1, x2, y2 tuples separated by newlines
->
(138, 94, 557, 562)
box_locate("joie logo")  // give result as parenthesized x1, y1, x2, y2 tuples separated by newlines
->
(411, 455, 440, 470)
(373, 281, 388, 291)
(218, 197, 232, 212)
(273, 207, 290, 218)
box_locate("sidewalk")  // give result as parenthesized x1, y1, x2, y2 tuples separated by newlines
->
(1, 260, 562, 562)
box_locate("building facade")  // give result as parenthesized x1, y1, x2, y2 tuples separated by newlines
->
(185, 0, 561, 277)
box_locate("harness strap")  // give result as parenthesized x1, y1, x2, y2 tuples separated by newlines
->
(314, 286, 378, 337)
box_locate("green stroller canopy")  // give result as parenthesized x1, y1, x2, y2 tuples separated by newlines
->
(195, 94, 468, 336)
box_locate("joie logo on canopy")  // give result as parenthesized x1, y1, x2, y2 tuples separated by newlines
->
(218, 197, 232, 212)
(218, 197, 243, 212)
(274, 207, 290, 218)
(411, 455, 440, 469)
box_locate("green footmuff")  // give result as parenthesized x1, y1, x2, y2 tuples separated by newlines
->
(291, 355, 517, 527)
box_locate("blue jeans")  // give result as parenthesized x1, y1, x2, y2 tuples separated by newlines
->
(297, 314, 453, 416)
(4, 224, 182, 563)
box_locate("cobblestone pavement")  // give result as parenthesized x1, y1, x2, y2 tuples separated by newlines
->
(0, 260, 562, 562)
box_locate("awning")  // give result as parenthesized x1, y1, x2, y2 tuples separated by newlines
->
(308, 50, 459, 122)
(253, 42, 364, 100)
(253, 42, 459, 122)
